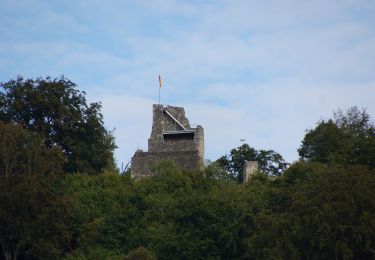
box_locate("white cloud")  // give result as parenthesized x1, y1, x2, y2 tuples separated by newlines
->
(1, 0, 375, 167)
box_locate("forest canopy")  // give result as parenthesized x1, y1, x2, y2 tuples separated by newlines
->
(0, 77, 374, 259)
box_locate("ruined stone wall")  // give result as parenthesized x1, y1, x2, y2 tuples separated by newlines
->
(243, 161, 259, 183)
(131, 150, 203, 179)
(148, 105, 197, 152)
(131, 104, 204, 179)
(148, 126, 204, 154)
(194, 125, 204, 161)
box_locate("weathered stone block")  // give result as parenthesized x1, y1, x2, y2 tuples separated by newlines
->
(243, 161, 258, 183)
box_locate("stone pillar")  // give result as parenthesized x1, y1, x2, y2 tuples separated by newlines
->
(243, 161, 258, 183)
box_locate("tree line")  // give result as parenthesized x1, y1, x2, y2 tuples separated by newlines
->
(0, 77, 374, 259)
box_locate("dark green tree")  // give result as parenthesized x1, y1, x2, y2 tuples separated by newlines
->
(60, 171, 138, 258)
(133, 161, 248, 259)
(61, 161, 250, 259)
(0, 76, 117, 174)
(299, 107, 375, 167)
(0, 122, 72, 260)
(217, 143, 288, 181)
(58, 158, 375, 259)
(334, 107, 375, 167)
(245, 162, 375, 259)
(298, 120, 350, 164)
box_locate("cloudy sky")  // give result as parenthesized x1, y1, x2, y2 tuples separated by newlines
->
(1, 0, 374, 166)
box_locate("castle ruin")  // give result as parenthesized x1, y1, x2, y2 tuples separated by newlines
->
(131, 104, 204, 179)
(243, 161, 259, 183)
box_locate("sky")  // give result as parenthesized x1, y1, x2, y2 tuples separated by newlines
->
(1, 0, 375, 167)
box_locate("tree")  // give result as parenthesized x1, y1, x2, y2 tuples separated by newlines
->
(0, 76, 117, 174)
(245, 162, 375, 259)
(131, 161, 248, 259)
(299, 107, 375, 167)
(298, 120, 350, 164)
(334, 107, 375, 167)
(217, 143, 288, 181)
(0, 122, 71, 260)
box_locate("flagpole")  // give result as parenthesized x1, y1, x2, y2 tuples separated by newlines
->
(158, 74, 162, 105)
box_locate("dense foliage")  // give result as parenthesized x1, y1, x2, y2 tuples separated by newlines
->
(0, 77, 374, 259)
(0, 122, 71, 260)
(2, 154, 374, 259)
(299, 107, 375, 168)
(0, 76, 116, 174)
(46, 161, 375, 259)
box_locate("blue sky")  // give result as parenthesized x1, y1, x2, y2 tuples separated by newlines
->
(1, 0, 375, 166)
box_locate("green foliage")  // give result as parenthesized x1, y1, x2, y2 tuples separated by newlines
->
(0, 122, 71, 260)
(298, 120, 349, 163)
(59, 161, 250, 259)
(57, 148, 375, 259)
(2, 148, 374, 259)
(65, 246, 125, 260)
(204, 160, 230, 180)
(124, 247, 156, 260)
(244, 162, 375, 259)
(60, 173, 136, 254)
(217, 143, 288, 181)
(136, 163, 248, 259)
(0, 76, 116, 174)
(299, 107, 375, 167)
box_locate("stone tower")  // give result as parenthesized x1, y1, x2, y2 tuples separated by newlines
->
(243, 161, 259, 183)
(131, 104, 204, 179)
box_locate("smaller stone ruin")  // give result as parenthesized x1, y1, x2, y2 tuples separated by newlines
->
(131, 104, 204, 179)
(243, 161, 259, 183)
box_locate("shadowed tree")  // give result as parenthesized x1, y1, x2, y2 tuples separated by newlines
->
(245, 162, 375, 259)
(298, 120, 350, 164)
(0, 76, 117, 174)
(0, 122, 72, 260)
(299, 107, 375, 167)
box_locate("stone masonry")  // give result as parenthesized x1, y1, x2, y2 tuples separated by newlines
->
(243, 161, 259, 183)
(131, 104, 204, 179)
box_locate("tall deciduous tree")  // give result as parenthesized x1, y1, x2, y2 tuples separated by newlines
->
(334, 107, 375, 167)
(299, 107, 375, 167)
(298, 120, 350, 164)
(0, 122, 71, 260)
(0, 76, 117, 174)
